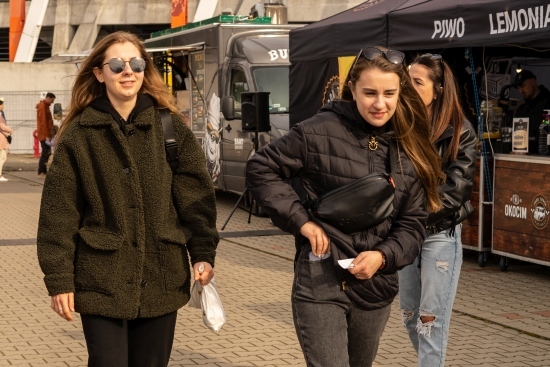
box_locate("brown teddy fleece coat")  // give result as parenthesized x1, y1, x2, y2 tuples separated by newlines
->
(37, 103, 219, 319)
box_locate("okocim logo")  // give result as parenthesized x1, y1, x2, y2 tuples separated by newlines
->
(531, 194, 550, 230)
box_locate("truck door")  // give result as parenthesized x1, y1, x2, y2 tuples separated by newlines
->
(221, 66, 254, 193)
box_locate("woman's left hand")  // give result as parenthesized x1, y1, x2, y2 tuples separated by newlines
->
(347, 251, 384, 280)
(193, 262, 214, 285)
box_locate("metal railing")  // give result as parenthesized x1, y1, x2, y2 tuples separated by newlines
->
(0, 90, 71, 154)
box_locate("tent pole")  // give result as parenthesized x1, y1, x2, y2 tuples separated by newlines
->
(466, 47, 493, 202)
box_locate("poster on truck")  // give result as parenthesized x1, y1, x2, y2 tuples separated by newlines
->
(190, 50, 206, 132)
(203, 93, 221, 183)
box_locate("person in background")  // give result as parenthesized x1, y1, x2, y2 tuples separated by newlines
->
(45, 125, 60, 170)
(399, 53, 477, 367)
(36, 31, 219, 367)
(512, 70, 550, 154)
(0, 111, 12, 182)
(246, 46, 444, 367)
(36, 92, 56, 178)
(0, 99, 6, 122)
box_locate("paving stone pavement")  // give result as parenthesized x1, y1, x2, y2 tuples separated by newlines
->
(1, 170, 550, 366)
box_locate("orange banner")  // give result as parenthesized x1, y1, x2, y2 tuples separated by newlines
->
(9, 0, 26, 62)
(171, 0, 188, 28)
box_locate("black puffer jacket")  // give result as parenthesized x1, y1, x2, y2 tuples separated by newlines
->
(246, 101, 428, 310)
(427, 120, 477, 232)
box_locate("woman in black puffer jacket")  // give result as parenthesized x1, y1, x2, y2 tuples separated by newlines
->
(246, 47, 444, 367)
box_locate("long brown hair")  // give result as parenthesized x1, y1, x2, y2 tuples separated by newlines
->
(341, 49, 444, 213)
(412, 55, 465, 163)
(57, 31, 178, 142)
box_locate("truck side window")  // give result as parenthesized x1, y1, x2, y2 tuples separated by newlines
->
(230, 69, 249, 111)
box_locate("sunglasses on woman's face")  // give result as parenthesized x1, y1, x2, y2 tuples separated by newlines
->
(101, 57, 147, 74)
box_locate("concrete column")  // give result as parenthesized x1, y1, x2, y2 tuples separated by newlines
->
(51, 0, 73, 55)
(67, 0, 106, 53)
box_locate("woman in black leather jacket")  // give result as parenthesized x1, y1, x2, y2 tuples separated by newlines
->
(246, 47, 445, 367)
(399, 54, 477, 367)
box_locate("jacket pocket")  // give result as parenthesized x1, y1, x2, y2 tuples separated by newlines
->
(346, 272, 399, 310)
(159, 229, 190, 293)
(74, 229, 123, 295)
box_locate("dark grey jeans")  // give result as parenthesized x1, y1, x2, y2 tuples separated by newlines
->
(292, 246, 391, 367)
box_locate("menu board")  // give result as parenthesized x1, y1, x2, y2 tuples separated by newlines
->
(189, 50, 205, 132)
(512, 118, 528, 153)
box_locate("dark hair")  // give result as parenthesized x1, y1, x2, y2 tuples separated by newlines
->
(57, 31, 178, 142)
(46, 92, 56, 99)
(0, 100, 3, 106)
(412, 55, 465, 162)
(341, 48, 444, 212)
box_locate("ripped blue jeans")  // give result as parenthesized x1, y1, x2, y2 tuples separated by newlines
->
(398, 224, 462, 367)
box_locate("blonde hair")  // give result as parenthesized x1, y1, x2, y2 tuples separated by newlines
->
(341, 49, 444, 212)
(57, 31, 178, 142)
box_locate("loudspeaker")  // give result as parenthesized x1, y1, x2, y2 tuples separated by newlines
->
(241, 92, 270, 132)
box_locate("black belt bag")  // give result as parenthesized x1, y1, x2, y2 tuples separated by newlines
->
(313, 172, 395, 234)
(311, 140, 397, 234)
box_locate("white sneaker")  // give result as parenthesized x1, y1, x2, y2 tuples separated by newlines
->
(0, 177, 8, 182)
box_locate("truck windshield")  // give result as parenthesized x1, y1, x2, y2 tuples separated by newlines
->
(252, 66, 289, 113)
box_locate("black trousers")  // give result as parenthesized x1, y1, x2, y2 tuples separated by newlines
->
(81, 311, 178, 367)
(38, 140, 51, 174)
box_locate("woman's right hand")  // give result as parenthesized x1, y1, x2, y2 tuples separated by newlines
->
(51, 293, 75, 322)
(299, 221, 330, 257)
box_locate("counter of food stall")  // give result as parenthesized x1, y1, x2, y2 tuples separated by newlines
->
(492, 154, 550, 271)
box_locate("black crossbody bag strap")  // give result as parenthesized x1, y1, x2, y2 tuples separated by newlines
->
(160, 109, 179, 173)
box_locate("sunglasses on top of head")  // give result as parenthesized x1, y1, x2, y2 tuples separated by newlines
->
(100, 57, 147, 74)
(357, 47, 405, 65)
(420, 53, 443, 62)
(420, 53, 445, 85)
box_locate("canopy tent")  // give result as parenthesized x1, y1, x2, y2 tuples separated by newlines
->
(289, 0, 550, 125)
(289, 0, 424, 63)
(391, 0, 550, 50)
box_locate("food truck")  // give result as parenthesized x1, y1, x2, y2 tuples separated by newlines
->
(144, 16, 301, 194)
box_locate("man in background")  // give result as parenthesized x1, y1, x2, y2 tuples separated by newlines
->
(36, 92, 56, 178)
(513, 70, 550, 154)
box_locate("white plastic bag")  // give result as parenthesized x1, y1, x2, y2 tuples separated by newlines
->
(188, 278, 226, 332)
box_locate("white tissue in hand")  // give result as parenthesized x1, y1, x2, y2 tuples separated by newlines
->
(338, 258, 355, 269)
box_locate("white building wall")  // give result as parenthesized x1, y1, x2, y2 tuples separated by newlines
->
(0, 63, 75, 153)
(0, 0, 366, 28)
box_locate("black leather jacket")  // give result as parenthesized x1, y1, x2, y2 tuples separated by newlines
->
(427, 119, 477, 233)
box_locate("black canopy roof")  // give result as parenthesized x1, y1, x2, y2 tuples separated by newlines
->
(390, 0, 550, 50)
(290, 0, 550, 62)
(289, 0, 425, 62)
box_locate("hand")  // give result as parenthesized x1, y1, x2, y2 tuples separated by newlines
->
(193, 262, 214, 286)
(299, 221, 330, 257)
(348, 251, 384, 280)
(51, 293, 75, 321)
